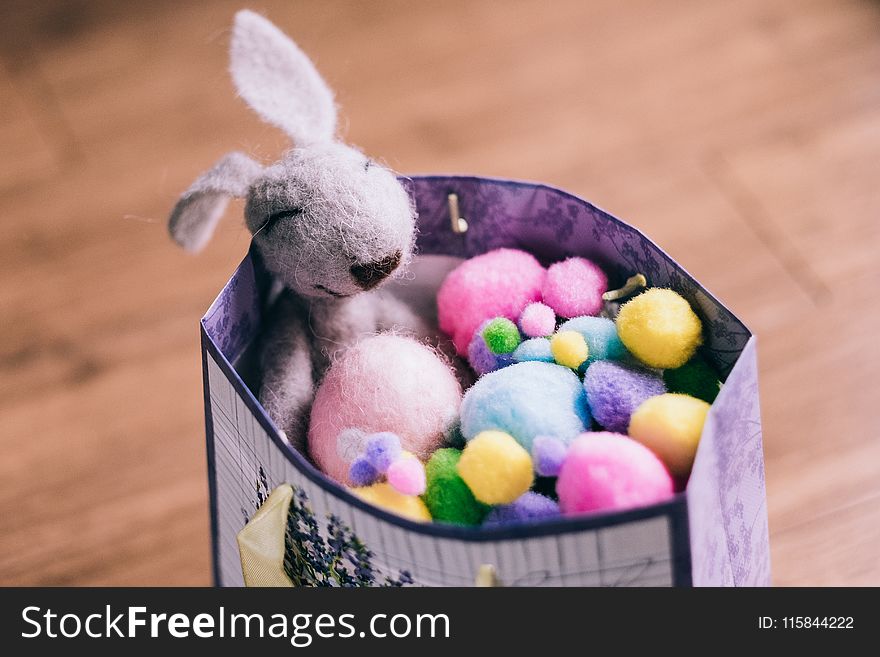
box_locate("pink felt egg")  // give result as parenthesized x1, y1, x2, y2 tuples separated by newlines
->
(556, 432, 674, 515)
(386, 453, 427, 496)
(308, 335, 461, 484)
(437, 248, 546, 355)
(541, 257, 608, 318)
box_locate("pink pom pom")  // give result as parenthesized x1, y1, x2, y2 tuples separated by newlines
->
(556, 432, 673, 515)
(542, 257, 608, 318)
(438, 248, 546, 355)
(386, 454, 426, 496)
(518, 302, 556, 338)
(308, 335, 461, 484)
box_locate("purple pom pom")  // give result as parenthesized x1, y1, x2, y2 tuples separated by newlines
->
(583, 360, 666, 433)
(364, 432, 402, 473)
(468, 331, 499, 375)
(532, 435, 568, 477)
(483, 492, 561, 527)
(468, 320, 515, 375)
(349, 457, 380, 487)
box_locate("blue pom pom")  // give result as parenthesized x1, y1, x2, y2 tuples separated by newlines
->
(349, 457, 380, 487)
(483, 492, 561, 527)
(364, 432, 402, 472)
(460, 361, 590, 451)
(532, 435, 567, 477)
(558, 316, 628, 371)
(512, 337, 554, 363)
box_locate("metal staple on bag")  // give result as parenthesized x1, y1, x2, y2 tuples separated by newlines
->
(447, 192, 469, 234)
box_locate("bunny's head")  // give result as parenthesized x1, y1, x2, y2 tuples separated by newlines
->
(169, 11, 416, 298)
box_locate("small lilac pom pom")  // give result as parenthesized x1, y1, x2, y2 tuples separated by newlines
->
(467, 331, 498, 375)
(483, 492, 561, 527)
(532, 435, 568, 477)
(468, 321, 515, 375)
(365, 432, 402, 473)
(518, 302, 556, 338)
(349, 457, 380, 487)
(386, 454, 427, 496)
(583, 360, 666, 433)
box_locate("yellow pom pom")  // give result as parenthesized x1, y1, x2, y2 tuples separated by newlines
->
(352, 482, 431, 522)
(550, 331, 589, 369)
(457, 430, 533, 505)
(628, 393, 710, 478)
(616, 288, 703, 369)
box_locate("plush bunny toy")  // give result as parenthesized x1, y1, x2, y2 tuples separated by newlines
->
(169, 10, 430, 446)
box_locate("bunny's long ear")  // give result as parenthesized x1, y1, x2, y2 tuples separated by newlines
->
(230, 10, 337, 144)
(168, 151, 263, 252)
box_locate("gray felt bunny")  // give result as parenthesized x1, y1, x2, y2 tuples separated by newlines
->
(169, 11, 432, 447)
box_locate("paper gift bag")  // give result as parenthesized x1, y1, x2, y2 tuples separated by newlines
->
(201, 176, 770, 587)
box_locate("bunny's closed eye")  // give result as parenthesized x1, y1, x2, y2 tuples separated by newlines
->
(253, 207, 303, 238)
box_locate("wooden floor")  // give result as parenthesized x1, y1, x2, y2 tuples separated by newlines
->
(1, 0, 878, 586)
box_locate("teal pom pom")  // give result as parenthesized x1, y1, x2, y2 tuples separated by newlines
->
(482, 317, 522, 354)
(512, 337, 554, 363)
(558, 316, 628, 371)
(663, 355, 721, 403)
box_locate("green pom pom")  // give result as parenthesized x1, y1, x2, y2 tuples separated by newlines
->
(422, 448, 489, 525)
(663, 355, 721, 404)
(482, 318, 521, 354)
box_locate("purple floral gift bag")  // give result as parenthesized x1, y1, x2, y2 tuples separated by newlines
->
(200, 176, 770, 587)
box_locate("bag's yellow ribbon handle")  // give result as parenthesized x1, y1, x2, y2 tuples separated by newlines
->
(236, 484, 295, 587)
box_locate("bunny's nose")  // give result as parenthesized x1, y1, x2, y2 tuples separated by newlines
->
(350, 250, 402, 290)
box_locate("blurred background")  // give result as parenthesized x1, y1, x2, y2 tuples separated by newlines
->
(1, 0, 878, 585)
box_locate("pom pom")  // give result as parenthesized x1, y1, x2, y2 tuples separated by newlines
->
(386, 452, 427, 496)
(353, 482, 431, 522)
(422, 448, 488, 525)
(616, 288, 703, 369)
(663, 356, 721, 404)
(512, 338, 553, 363)
(335, 427, 369, 465)
(467, 322, 506, 375)
(309, 335, 461, 484)
(531, 435, 568, 477)
(541, 257, 608, 318)
(483, 492, 561, 527)
(364, 432, 402, 473)
(437, 248, 546, 355)
(467, 326, 514, 375)
(457, 430, 534, 505)
(550, 330, 589, 369)
(482, 317, 522, 354)
(583, 360, 666, 433)
(518, 302, 556, 338)
(349, 456, 380, 487)
(628, 393, 710, 478)
(556, 432, 674, 515)
(557, 316, 628, 367)
(460, 361, 591, 451)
